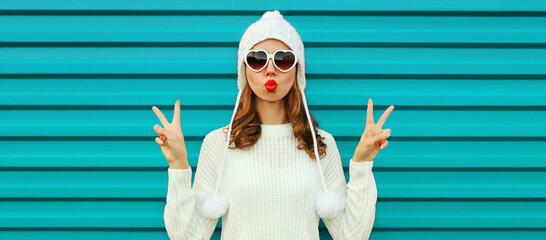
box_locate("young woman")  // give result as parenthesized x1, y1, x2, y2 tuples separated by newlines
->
(153, 10, 394, 239)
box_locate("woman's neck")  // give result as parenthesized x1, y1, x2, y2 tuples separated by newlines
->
(255, 97, 288, 125)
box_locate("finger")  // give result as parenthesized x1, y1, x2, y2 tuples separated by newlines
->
(366, 98, 374, 124)
(172, 100, 181, 125)
(153, 127, 168, 139)
(377, 105, 394, 129)
(376, 129, 390, 145)
(154, 124, 166, 138)
(155, 126, 178, 141)
(153, 125, 165, 137)
(369, 127, 390, 140)
(160, 136, 168, 146)
(152, 105, 170, 127)
(370, 131, 390, 146)
(380, 140, 389, 149)
(155, 137, 164, 145)
(376, 138, 385, 148)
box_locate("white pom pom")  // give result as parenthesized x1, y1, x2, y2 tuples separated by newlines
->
(202, 193, 229, 219)
(261, 10, 283, 20)
(315, 190, 341, 219)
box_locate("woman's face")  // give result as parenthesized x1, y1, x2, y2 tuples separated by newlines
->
(245, 38, 297, 102)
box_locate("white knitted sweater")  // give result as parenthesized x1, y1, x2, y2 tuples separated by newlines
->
(164, 123, 377, 239)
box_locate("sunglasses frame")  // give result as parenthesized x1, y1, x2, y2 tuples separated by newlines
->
(244, 49, 298, 73)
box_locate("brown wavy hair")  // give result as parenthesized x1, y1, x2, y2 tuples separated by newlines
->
(222, 66, 327, 160)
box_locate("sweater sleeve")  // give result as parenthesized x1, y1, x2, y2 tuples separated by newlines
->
(163, 127, 226, 240)
(319, 130, 378, 240)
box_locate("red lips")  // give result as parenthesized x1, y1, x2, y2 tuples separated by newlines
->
(265, 79, 277, 91)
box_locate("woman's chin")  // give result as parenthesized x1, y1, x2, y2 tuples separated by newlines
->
(256, 93, 285, 103)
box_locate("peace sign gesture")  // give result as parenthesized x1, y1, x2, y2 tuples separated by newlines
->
(352, 98, 394, 162)
(152, 100, 189, 169)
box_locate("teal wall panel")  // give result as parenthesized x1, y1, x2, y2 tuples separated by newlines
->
(1, 0, 545, 239)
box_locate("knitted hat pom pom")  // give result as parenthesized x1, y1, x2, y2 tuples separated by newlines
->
(202, 193, 229, 219)
(315, 190, 342, 219)
(261, 10, 284, 19)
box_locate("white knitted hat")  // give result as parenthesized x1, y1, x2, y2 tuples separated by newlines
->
(201, 10, 342, 220)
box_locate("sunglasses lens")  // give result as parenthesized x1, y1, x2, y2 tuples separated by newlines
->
(246, 51, 268, 70)
(274, 51, 296, 71)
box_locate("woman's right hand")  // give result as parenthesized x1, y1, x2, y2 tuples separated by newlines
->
(152, 100, 189, 169)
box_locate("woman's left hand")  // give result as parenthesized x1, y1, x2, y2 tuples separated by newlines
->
(353, 98, 394, 162)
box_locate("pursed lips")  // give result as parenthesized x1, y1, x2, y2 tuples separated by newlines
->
(264, 79, 278, 91)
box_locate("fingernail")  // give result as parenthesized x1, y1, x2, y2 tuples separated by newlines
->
(381, 145, 385, 149)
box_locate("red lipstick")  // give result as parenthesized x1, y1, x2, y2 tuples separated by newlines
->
(265, 79, 277, 92)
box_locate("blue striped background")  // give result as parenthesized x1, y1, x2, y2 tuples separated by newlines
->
(1, 1, 545, 239)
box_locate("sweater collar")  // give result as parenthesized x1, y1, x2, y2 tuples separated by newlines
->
(260, 122, 293, 136)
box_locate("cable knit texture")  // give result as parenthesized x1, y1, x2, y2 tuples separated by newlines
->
(164, 123, 377, 239)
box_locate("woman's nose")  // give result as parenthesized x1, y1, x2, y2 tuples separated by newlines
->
(265, 58, 276, 76)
